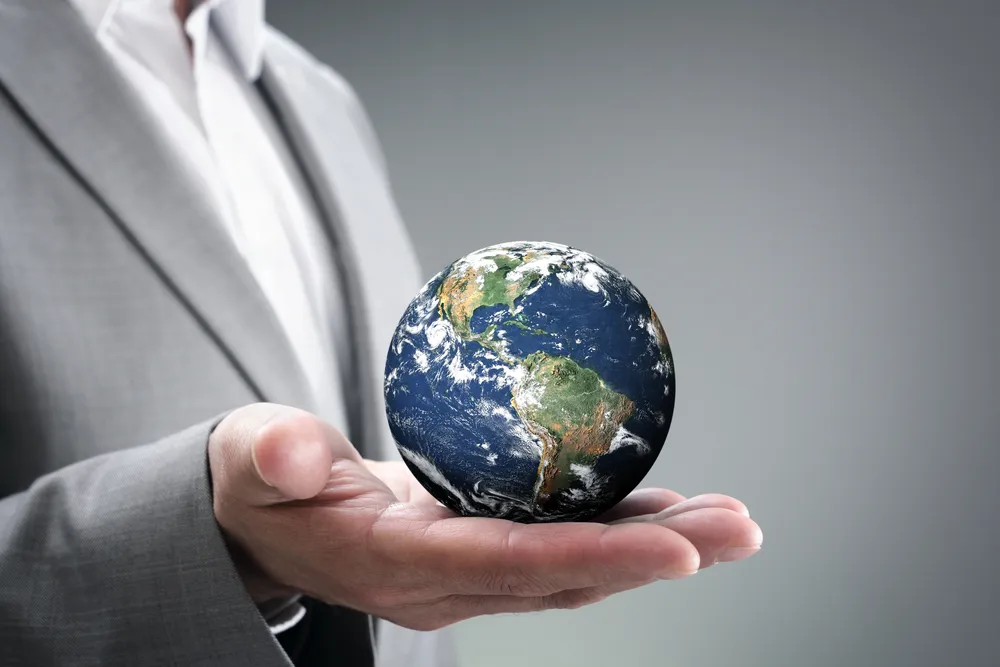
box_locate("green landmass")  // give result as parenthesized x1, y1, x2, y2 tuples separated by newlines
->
(438, 252, 543, 339)
(437, 251, 547, 361)
(511, 353, 634, 508)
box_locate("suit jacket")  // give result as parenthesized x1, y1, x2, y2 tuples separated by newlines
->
(0, 1, 455, 665)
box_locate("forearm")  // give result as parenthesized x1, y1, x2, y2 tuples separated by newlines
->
(0, 418, 292, 667)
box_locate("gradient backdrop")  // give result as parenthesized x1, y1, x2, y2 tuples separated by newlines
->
(268, 2, 999, 666)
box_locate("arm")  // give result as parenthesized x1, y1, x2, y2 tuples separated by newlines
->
(0, 401, 761, 667)
(0, 417, 293, 667)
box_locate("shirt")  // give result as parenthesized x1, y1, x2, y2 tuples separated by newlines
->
(67, 0, 347, 634)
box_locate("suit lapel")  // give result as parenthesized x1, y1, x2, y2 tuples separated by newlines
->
(258, 34, 425, 460)
(0, 0, 314, 410)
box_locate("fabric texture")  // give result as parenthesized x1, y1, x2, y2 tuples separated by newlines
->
(68, 0, 352, 433)
(0, 0, 457, 664)
(66, 0, 353, 633)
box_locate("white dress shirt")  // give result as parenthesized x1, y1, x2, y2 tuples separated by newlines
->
(68, 0, 349, 634)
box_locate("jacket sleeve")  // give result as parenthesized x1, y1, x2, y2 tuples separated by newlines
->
(0, 417, 294, 667)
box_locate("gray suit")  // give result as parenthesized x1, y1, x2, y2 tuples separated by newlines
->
(0, 0, 455, 665)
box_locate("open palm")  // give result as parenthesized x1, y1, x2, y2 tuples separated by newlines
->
(212, 404, 762, 631)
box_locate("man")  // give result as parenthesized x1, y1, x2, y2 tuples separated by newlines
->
(0, 0, 763, 665)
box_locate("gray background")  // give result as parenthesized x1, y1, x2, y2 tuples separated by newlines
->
(268, 2, 999, 666)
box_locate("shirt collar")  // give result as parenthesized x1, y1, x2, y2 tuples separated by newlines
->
(67, 0, 266, 81)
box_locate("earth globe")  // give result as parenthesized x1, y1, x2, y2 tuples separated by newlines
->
(384, 241, 675, 523)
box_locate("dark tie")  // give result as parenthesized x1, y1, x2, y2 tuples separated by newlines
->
(277, 598, 375, 667)
(255, 75, 380, 667)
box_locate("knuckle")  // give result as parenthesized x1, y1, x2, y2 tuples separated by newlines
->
(256, 409, 321, 449)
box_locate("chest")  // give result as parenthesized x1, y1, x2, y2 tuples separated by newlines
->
(0, 100, 259, 492)
(0, 40, 422, 492)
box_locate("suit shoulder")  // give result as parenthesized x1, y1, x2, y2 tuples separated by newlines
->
(262, 28, 363, 106)
(262, 27, 390, 179)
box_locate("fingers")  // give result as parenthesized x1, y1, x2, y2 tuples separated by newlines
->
(252, 412, 339, 502)
(594, 488, 687, 522)
(610, 492, 750, 524)
(614, 500, 762, 568)
(210, 403, 360, 507)
(659, 507, 762, 568)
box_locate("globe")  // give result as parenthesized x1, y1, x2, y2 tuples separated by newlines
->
(384, 241, 675, 523)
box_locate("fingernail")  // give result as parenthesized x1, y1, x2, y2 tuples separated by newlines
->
(668, 567, 699, 580)
(739, 505, 751, 517)
(716, 546, 761, 563)
(658, 559, 701, 580)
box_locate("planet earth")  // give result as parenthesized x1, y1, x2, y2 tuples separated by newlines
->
(384, 241, 675, 523)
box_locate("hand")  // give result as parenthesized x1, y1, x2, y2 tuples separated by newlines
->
(209, 403, 763, 631)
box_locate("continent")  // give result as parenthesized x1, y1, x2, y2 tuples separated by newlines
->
(510, 352, 635, 513)
(437, 252, 543, 339)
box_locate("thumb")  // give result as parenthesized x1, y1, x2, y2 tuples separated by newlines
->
(210, 402, 359, 506)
